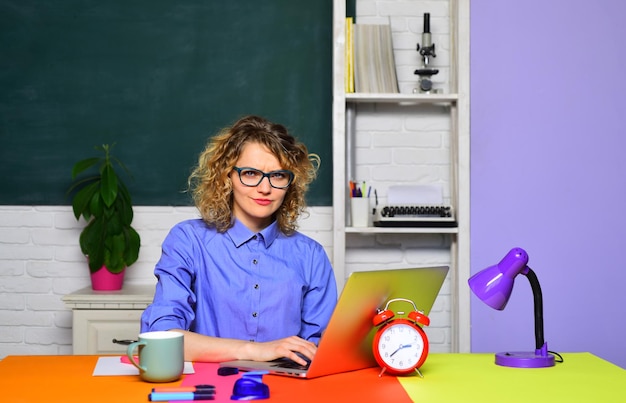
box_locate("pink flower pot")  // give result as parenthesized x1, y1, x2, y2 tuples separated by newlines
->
(90, 266, 125, 291)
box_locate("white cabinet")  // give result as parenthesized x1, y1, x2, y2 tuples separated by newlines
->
(62, 284, 154, 355)
(331, 0, 470, 352)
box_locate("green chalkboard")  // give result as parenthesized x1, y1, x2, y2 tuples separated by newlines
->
(0, 0, 332, 206)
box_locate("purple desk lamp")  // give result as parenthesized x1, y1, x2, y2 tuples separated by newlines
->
(468, 247, 555, 368)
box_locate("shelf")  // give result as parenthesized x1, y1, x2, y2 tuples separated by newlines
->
(333, 0, 471, 353)
(345, 93, 458, 104)
(62, 284, 154, 309)
(345, 226, 459, 234)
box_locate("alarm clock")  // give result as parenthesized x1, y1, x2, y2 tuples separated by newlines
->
(372, 298, 430, 377)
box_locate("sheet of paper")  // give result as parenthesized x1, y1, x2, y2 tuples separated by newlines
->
(387, 184, 443, 205)
(92, 356, 194, 376)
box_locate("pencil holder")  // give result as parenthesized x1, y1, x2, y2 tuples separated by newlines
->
(351, 198, 370, 227)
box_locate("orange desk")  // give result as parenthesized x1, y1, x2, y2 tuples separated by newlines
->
(0, 353, 623, 402)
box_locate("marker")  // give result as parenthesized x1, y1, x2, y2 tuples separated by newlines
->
(152, 384, 215, 393)
(149, 391, 215, 401)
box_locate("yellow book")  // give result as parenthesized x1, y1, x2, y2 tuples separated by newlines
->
(345, 17, 354, 93)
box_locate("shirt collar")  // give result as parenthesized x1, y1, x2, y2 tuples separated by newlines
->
(227, 218, 280, 248)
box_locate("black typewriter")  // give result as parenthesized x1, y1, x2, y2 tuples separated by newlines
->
(373, 205, 456, 228)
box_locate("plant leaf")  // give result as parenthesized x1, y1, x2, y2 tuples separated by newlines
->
(100, 164, 118, 207)
(72, 181, 99, 220)
(66, 175, 99, 196)
(115, 188, 133, 226)
(106, 210, 122, 235)
(80, 217, 106, 273)
(123, 227, 141, 266)
(105, 233, 126, 273)
(71, 157, 100, 179)
(88, 188, 103, 218)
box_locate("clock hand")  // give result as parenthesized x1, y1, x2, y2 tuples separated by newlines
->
(390, 344, 413, 357)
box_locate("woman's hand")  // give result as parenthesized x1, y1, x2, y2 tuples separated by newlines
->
(171, 329, 316, 365)
(243, 335, 317, 366)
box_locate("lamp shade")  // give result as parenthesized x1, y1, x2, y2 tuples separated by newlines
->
(468, 247, 529, 310)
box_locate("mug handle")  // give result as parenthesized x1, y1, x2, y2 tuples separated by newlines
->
(126, 341, 147, 372)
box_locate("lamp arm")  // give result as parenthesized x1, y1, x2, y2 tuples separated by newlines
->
(524, 267, 545, 350)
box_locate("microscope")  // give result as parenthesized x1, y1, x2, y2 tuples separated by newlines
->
(414, 13, 439, 93)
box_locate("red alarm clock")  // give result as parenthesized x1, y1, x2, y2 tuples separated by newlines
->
(372, 298, 430, 377)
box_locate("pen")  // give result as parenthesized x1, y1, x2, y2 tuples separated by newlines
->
(152, 385, 215, 393)
(373, 189, 378, 215)
(149, 391, 215, 401)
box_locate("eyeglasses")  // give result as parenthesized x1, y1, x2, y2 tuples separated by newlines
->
(233, 167, 294, 189)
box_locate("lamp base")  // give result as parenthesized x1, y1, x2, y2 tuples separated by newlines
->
(495, 351, 555, 368)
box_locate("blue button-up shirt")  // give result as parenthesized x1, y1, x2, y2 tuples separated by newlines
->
(141, 218, 337, 344)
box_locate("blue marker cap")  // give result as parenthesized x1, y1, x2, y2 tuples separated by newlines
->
(231, 371, 270, 400)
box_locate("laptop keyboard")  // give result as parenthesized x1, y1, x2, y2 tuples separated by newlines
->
(270, 357, 310, 371)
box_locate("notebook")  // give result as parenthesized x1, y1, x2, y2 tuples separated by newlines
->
(219, 265, 449, 379)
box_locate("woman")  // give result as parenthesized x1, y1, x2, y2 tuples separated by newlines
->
(141, 115, 337, 366)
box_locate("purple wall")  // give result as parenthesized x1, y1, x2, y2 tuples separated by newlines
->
(470, 0, 626, 368)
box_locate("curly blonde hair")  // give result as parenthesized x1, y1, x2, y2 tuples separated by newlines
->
(188, 115, 320, 235)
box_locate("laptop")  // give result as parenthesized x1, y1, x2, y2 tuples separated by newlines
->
(219, 265, 449, 379)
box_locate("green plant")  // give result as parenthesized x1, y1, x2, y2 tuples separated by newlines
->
(68, 144, 140, 274)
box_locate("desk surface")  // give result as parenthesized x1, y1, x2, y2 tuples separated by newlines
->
(0, 353, 623, 402)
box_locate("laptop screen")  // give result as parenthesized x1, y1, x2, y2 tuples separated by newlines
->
(308, 266, 449, 376)
(219, 265, 449, 378)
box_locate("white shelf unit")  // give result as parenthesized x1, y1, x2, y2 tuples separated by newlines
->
(332, 0, 470, 352)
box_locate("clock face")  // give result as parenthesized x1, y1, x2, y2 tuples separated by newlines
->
(374, 320, 427, 373)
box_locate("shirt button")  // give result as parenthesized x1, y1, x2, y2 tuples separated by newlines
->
(254, 284, 259, 289)
(252, 312, 258, 318)
(252, 259, 258, 265)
